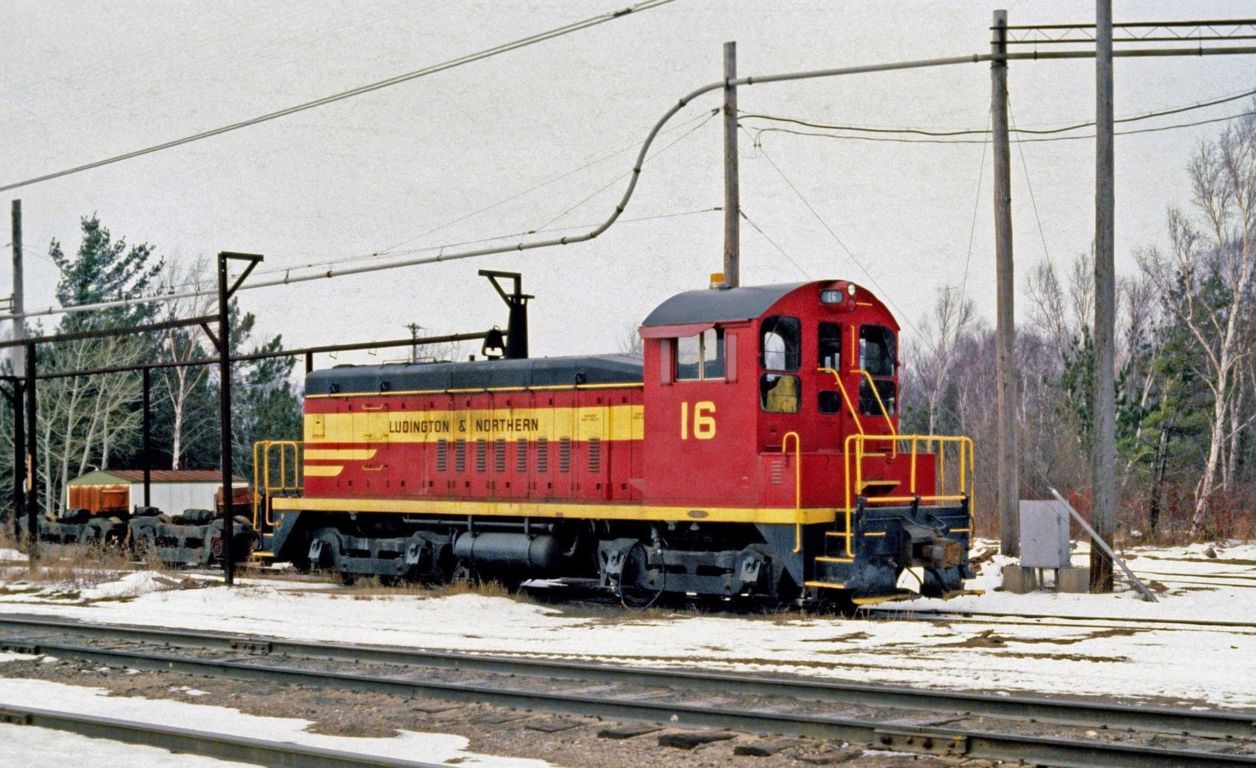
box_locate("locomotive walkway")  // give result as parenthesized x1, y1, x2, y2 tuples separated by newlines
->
(0, 614, 1253, 768)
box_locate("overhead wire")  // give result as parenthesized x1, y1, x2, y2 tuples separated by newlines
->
(248, 110, 718, 282)
(746, 109, 1256, 146)
(0, 0, 675, 193)
(745, 127, 921, 340)
(530, 108, 720, 231)
(957, 109, 992, 315)
(1008, 97, 1054, 271)
(738, 210, 811, 279)
(372, 107, 717, 257)
(737, 85, 1256, 139)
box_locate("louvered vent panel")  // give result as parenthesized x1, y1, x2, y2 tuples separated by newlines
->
(558, 438, 571, 474)
(516, 438, 528, 473)
(587, 438, 601, 473)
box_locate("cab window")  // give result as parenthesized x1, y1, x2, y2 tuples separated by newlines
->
(860, 379, 897, 416)
(676, 328, 725, 381)
(761, 373, 800, 413)
(859, 325, 896, 377)
(760, 316, 800, 370)
(760, 316, 801, 412)
(818, 322, 842, 370)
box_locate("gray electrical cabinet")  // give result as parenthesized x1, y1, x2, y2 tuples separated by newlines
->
(1019, 500, 1071, 569)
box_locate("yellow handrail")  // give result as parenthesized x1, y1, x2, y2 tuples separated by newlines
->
(842, 433, 975, 540)
(782, 431, 802, 553)
(854, 369, 896, 436)
(252, 440, 302, 529)
(817, 367, 863, 435)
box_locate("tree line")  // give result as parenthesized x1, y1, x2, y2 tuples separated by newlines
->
(0, 217, 302, 518)
(902, 109, 1255, 542)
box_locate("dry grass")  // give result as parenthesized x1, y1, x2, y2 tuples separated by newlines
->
(1, 541, 134, 589)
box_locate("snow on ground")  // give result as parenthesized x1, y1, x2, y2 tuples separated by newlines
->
(0, 678, 554, 768)
(891, 539, 1256, 620)
(0, 547, 23, 560)
(1, 724, 258, 768)
(0, 539, 1252, 709)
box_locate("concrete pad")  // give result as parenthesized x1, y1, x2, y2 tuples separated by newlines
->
(1001, 565, 1038, 594)
(1057, 566, 1091, 593)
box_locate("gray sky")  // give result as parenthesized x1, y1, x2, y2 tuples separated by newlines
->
(3, 1, 1254, 363)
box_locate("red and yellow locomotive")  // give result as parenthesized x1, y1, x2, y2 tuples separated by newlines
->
(262, 278, 974, 606)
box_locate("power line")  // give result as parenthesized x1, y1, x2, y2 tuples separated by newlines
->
(738, 85, 1256, 138)
(747, 129, 920, 339)
(1009, 97, 1054, 271)
(0, 0, 675, 193)
(738, 209, 811, 279)
(958, 109, 992, 315)
(749, 109, 1255, 146)
(373, 108, 717, 257)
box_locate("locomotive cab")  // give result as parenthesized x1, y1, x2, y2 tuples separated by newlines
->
(639, 279, 973, 604)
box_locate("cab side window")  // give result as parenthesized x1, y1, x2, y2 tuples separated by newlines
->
(760, 316, 800, 370)
(676, 328, 725, 381)
(859, 325, 896, 377)
(760, 316, 801, 413)
(858, 324, 897, 416)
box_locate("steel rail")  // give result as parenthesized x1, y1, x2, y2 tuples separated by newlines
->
(867, 608, 1256, 631)
(0, 616, 1252, 748)
(0, 703, 448, 768)
(1, 637, 1251, 768)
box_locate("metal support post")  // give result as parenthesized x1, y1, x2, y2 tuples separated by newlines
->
(10, 200, 24, 375)
(24, 342, 36, 561)
(991, 10, 1019, 556)
(9, 380, 23, 540)
(1091, 0, 1116, 592)
(478, 270, 530, 359)
(304, 351, 314, 376)
(216, 251, 263, 586)
(141, 366, 151, 509)
(723, 40, 740, 288)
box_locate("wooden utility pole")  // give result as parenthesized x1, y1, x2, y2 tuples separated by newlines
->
(1091, 0, 1116, 592)
(991, 10, 1019, 555)
(10, 200, 23, 374)
(723, 40, 740, 288)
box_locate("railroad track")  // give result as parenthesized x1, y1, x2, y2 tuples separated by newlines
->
(0, 704, 446, 768)
(0, 614, 1252, 768)
(868, 607, 1256, 633)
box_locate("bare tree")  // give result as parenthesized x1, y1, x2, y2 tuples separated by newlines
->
(157, 259, 215, 469)
(1139, 113, 1255, 535)
(912, 285, 974, 435)
(618, 323, 643, 356)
